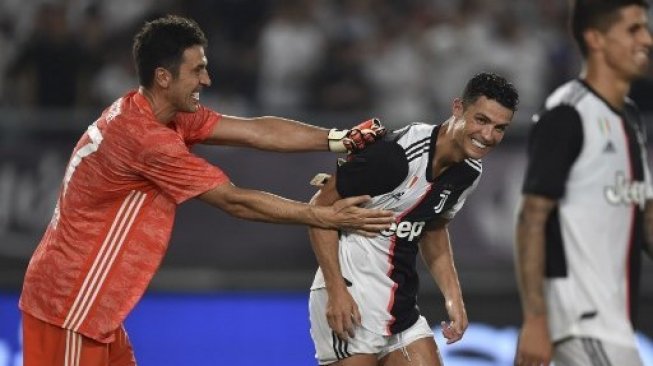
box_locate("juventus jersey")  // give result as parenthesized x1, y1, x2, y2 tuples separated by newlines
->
(523, 79, 653, 348)
(311, 123, 481, 336)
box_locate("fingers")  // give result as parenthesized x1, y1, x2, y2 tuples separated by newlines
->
(352, 304, 362, 326)
(514, 338, 552, 365)
(441, 321, 464, 344)
(347, 130, 367, 151)
(340, 118, 386, 153)
(344, 128, 384, 153)
(343, 312, 355, 339)
(327, 313, 347, 340)
(327, 310, 357, 340)
(326, 292, 361, 342)
(335, 196, 394, 220)
(356, 223, 394, 236)
(331, 195, 394, 233)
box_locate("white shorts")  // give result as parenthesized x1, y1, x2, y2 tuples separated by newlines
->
(309, 288, 434, 365)
(554, 337, 643, 366)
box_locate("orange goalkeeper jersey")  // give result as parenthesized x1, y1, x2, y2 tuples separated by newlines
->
(20, 91, 229, 342)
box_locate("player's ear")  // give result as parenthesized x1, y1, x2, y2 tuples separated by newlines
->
(154, 67, 172, 88)
(452, 98, 464, 118)
(583, 28, 604, 54)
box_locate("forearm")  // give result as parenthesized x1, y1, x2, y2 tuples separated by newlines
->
(253, 116, 332, 151)
(420, 227, 463, 304)
(308, 179, 348, 291)
(310, 226, 347, 291)
(199, 183, 329, 227)
(515, 194, 555, 319)
(232, 116, 330, 152)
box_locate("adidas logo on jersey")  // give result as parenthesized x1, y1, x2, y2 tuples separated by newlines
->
(381, 220, 425, 242)
(603, 141, 615, 153)
(605, 172, 647, 209)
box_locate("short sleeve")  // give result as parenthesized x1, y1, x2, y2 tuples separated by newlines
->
(336, 140, 408, 198)
(522, 105, 583, 199)
(137, 128, 229, 204)
(172, 105, 222, 145)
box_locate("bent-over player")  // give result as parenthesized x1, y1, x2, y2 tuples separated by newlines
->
(308, 72, 519, 365)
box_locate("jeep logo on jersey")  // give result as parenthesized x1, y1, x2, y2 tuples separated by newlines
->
(434, 190, 451, 213)
(605, 172, 647, 209)
(381, 220, 426, 241)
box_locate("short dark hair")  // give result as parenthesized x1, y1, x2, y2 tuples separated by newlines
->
(132, 15, 208, 88)
(571, 0, 649, 56)
(461, 72, 519, 112)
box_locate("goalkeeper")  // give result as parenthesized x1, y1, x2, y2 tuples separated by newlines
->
(19, 15, 393, 366)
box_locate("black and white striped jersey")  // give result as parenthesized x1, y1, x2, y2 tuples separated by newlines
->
(523, 79, 653, 348)
(311, 122, 481, 336)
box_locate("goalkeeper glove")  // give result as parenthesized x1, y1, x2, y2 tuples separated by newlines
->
(327, 118, 386, 153)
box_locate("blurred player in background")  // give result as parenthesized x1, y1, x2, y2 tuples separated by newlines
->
(514, 0, 653, 365)
(19, 15, 393, 366)
(308, 72, 519, 365)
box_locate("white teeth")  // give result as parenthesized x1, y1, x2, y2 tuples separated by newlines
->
(192, 92, 200, 100)
(471, 138, 487, 149)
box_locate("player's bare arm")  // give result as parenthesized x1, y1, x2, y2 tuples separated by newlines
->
(644, 200, 653, 257)
(419, 219, 467, 344)
(308, 174, 362, 340)
(514, 193, 557, 366)
(198, 181, 393, 234)
(204, 115, 385, 153)
(205, 115, 330, 151)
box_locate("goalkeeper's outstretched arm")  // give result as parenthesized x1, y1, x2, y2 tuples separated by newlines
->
(204, 116, 385, 153)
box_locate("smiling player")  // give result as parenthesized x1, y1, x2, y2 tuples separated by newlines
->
(514, 1, 653, 365)
(18, 15, 394, 366)
(308, 72, 519, 366)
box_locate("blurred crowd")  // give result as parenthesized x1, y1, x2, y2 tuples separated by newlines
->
(1, 0, 651, 126)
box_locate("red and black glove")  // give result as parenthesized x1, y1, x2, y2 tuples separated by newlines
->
(327, 118, 387, 153)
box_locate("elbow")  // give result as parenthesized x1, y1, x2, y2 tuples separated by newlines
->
(309, 189, 332, 207)
(199, 184, 255, 220)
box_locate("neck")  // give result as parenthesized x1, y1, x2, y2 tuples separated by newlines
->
(138, 86, 176, 124)
(581, 61, 631, 111)
(432, 118, 464, 178)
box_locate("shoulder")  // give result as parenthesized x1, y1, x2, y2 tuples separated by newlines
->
(172, 105, 221, 144)
(543, 79, 590, 110)
(534, 81, 584, 132)
(389, 122, 435, 143)
(534, 105, 582, 126)
(336, 139, 409, 197)
(342, 139, 407, 172)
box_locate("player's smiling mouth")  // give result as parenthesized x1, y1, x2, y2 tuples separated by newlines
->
(471, 138, 487, 149)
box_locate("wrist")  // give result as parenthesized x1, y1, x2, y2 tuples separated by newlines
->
(326, 280, 349, 294)
(308, 205, 331, 229)
(327, 128, 349, 153)
(523, 311, 548, 324)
